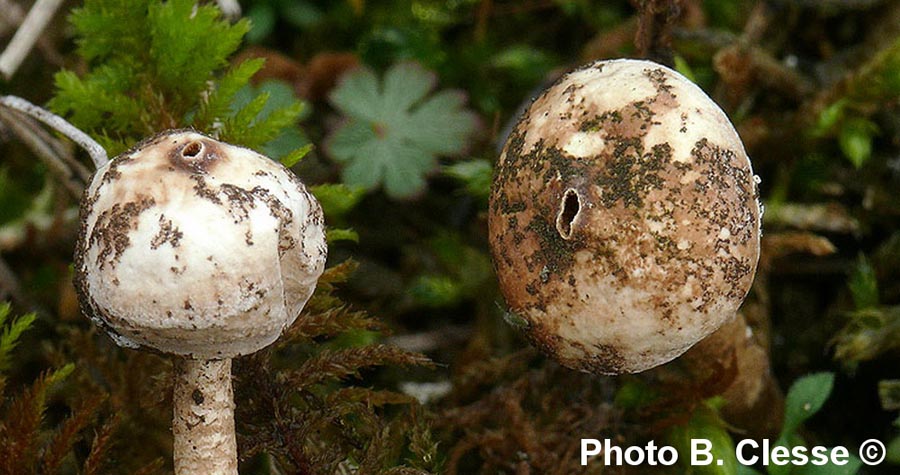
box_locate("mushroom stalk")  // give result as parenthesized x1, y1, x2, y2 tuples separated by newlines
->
(173, 358, 238, 475)
(70, 129, 326, 474)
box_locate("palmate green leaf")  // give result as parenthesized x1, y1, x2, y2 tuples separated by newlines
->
(327, 62, 478, 199)
(329, 67, 383, 122)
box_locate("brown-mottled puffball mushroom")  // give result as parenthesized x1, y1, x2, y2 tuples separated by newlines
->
(74, 130, 327, 475)
(489, 59, 761, 375)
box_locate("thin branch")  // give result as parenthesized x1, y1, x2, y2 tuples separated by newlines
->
(0, 108, 87, 199)
(384, 325, 473, 353)
(0, 95, 108, 169)
(9, 107, 93, 183)
(0, 0, 65, 79)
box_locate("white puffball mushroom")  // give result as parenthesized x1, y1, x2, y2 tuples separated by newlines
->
(74, 129, 327, 475)
(489, 59, 761, 375)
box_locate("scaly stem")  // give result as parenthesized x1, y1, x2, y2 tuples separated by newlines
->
(0, 95, 108, 169)
(173, 358, 238, 475)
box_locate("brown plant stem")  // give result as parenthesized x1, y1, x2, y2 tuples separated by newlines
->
(173, 358, 238, 475)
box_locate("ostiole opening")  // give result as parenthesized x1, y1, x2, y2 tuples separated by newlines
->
(182, 141, 203, 158)
(556, 189, 581, 239)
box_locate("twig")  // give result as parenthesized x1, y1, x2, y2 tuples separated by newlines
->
(8, 106, 92, 183)
(384, 325, 472, 353)
(0, 108, 88, 199)
(0, 95, 108, 169)
(0, 0, 64, 79)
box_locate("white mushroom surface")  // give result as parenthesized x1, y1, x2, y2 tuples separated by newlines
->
(489, 59, 761, 374)
(74, 130, 327, 359)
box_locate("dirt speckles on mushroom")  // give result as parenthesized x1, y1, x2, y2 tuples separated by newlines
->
(489, 59, 761, 374)
(74, 129, 327, 360)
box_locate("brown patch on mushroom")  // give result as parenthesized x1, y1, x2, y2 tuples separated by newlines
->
(190, 176, 223, 205)
(252, 188, 297, 256)
(89, 195, 156, 269)
(489, 59, 760, 374)
(219, 184, 259, 223)
(151, 214, 183, 249)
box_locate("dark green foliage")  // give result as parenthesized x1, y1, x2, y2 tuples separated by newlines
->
(437, 351, 618, 475)
(0, 363, 75, 475)
(0, 303, 144, 475)
(0, 302, 35, 375)
(48, 0, 303, 158)
(443, 159, 492, 203)
(744, 373, 862, 475)
(2, 0, 900, 473)
(848, 254, 879, 310)
(235, 261, 437, 474)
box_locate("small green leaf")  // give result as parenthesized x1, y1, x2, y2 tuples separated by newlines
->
(327, 62, 478, 199)
(326, 228, 359, 244)
(445, 159, 493, 201)
(48, 363, 75, 386)
(674, 55, 698, 83)
(666, 404, 739, 475)
(613, 379, 658, 410)
(246, 2, 276, 43)
(0, 304, 36, 374)
(793, 450, 861, 475)
(879, 380, 900, 411)
(310, 184, 366, 220)
(737, 466, 764, 475)
(838, 117, 878, 169)
(782, 372, 835, 437)
(887, 435, 900, 464)
(280, 143, 314, 167)
(490, 46, 555, 85)
(814, 100, 847, 136)
(848, 254, 879, 310)
(281, 1, 323, 28)
(195, 58, 265, 129)
(409, 275, 463, 307)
